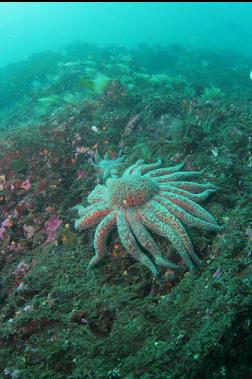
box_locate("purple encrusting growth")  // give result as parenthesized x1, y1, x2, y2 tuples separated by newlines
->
(0, 218, 12, 240)
(44, 214, 62, 245)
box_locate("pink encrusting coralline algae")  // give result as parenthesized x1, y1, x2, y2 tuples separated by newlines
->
(44, 214, 63, 245)
(0, 217, 12, 240)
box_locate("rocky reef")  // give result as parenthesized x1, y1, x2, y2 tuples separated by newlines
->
(0, 42, 251, 379)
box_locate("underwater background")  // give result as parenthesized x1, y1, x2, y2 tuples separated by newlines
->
(0, 2, 252, 379)
(1, 2, 252, 68)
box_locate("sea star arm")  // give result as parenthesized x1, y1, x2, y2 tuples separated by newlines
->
(161, 181, 217, 193)
(139, 203, 200, 270)
(115, 150, 127, 164)
(154, 195, 223, 232)
(103, 150, 126, 164)
(126, 208, 181, 271)
(143, 163, 185, 178)
(72, 204, 87, 217)
(159, 192, 218, 224)
(87, 184, 107, 204)
(89, 151, 102, 168)
(74, 202, 111, 230)
(123, 159, 162, 177)
(154, 170, 204, 183)
(139, 160, 162, 174)
(149, 201, 204, 267)
(88, 211, 117, 269)
(160, 186, 217, 203)
(123, 159, 144, 176)
(117, 209, 158, 275)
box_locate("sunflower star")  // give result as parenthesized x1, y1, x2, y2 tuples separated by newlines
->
(74, 160, 223, 275)
(89, 149, 127, 182)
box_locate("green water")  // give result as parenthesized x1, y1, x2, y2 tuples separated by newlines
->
(1, 2, 252, 68)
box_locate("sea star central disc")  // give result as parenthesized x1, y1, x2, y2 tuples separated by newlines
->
(106, 175, 159, 208)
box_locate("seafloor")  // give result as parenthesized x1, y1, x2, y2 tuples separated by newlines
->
(0, 42, 251, 379)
